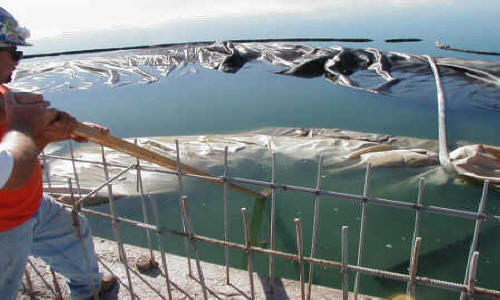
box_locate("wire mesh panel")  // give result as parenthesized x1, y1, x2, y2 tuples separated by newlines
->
(32, 140, 500, 299)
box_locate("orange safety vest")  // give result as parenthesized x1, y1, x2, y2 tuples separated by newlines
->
(0, 85, 43, 232)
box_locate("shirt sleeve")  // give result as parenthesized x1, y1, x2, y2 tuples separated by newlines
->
(0, 150, 14, 189)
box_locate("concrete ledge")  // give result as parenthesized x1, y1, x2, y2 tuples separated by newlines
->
(20, 238, 381, 299)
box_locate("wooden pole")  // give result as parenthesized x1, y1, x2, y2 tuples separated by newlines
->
(73, 124, 266, 199)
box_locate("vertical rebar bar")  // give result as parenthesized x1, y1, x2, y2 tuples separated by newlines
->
(100, 145, 135, 299)
(181, 196, 208, 300)
(407, 177, 425, 294)
(353, 164, 371, 299)
(241, 208, 255, 300)
(68, 140, 82, 199)
(134, 139, 155, 264)
(50, 268, 63, 300)
(269, 152, 277, 293)
(149, 194, 173, 299)
(176, 140, 193, 277)
(295, 218, 305, 300)
(407, 237, 422, 297)
(68, 178, 98, 300)
(461, 180, 489, 300)
(307, 155, 322, 300)
(35, 132, 500, 299)
(411, 178, 425, 245)
(100, 145, 122, 259)
(224, 146, 231, 284)
(341, 226, 349, 300)
(467, 251, 480, 300)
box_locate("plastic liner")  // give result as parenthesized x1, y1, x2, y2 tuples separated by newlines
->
(12, 41, 500, 111)
(46, 127, 498, 195)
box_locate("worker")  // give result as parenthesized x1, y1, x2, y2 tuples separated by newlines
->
(0, 7, 116, 299)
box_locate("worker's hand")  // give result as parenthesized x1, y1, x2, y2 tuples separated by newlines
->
(72, 121, 109, 143)
(34, 110, 79, 150)
(4, 90, 55, 137)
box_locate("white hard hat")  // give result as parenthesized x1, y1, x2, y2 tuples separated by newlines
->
(0, 7, 31, 46)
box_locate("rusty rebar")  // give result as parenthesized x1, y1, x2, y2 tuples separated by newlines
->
(41, 153, 500, 223)
(307, 155, 322, 300)
(68, 178, 99, 300)
(242, 208, 255, 300)
(407, 177, 425, 295)
(269, 152, 277, 293)
(149, 194, 173, 299)
(176, 140, 193, 277)
(408, 237, 422, 297)
(353, 164, 372, 299)
(269, 151, 276, 293)
(341, 226, 349, 300)
(295, 218, 305, 300)
(224, 146, 231, 284)
(100, 146, 135, 299)
(68, 140, 82, 199)
(181, 196, 208, 300)
(461, 180, 489, 300)
(135, 139, 155, 265)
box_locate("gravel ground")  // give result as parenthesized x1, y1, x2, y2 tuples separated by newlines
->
(18, 238, 380, 299)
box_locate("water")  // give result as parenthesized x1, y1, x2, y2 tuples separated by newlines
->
(12, 1, 500, 298)
(23, 1, 500, 60)
(42, 58, 498, 298)
(27, 62, 500, 145)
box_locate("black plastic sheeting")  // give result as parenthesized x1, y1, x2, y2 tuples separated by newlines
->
(12, 41, 500, 111)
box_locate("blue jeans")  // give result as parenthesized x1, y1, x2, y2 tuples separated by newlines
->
(0, 197, 102, 299)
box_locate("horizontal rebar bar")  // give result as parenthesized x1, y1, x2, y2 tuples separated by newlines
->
(41, 149, 500, 299)
(53, 198, 500, 298)
(42, 154, 500, 224)
(59, 202, 158, 231)
(191, 231, 499, 296)
(75, 164, 136, 206)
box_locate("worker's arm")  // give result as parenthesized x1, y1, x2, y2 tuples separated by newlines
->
(1, 132, 39, 189)
(0, 91, 55, 190)
(1, 91, 108, 148)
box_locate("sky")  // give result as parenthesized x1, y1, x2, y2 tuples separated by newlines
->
(3, 0, 455, 40)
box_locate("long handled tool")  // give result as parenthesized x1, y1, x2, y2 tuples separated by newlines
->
(73, 123, 266, 199)
(0, 84, 266, 198)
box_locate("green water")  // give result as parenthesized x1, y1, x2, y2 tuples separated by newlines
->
(36, 60, 499, 298)
(44, 62, 498, 145)
(84, 153, 500, 299)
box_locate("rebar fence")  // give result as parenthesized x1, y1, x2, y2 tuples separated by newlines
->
(24, 139, 500, 300)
